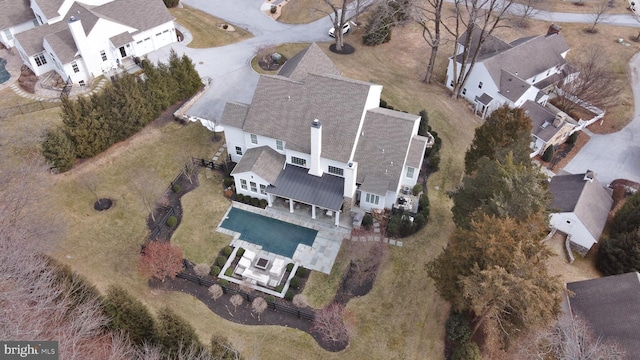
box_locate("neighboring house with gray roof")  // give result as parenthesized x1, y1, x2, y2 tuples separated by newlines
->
(221, 43, 433, 225)
(0, 0, 38, 49)
(548, 171, 613, 256)
(566, 272, 640, 356)
(522, 100, 578, 157)
(446, 24, 572, 119)
(5, 0, 176, 85)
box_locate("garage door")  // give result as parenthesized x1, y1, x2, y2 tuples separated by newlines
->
(134, 37, 154, 56)
(154, 29, 173, 48)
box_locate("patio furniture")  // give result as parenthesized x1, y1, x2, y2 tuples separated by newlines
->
(243, 249, 257, 261)
(242, 268, 270, 286)
(326, 210, 333, 217)
(269, 258, 285, 277)
(238, 256, 252, 269)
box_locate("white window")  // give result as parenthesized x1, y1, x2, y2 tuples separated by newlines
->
(235, 146, 243, 156)
(449, 80, 454, 87)
(79, 80, 86, 87)
(328, 166, 343, 176)
(4, 29, 13, 41)
(100, 50, 107, 61)
(250, 134, 258, 144)
(406, 167, 415, 178)
(240, 179, 248, 190)
(260, 184, 267, 195)
(35, 15, 42, 25)
(250, 181, 257, 193)
(478, 81, 483, 89)
(72, 61, 79, 73)
(366, 193, 380, 205)
(291, 156, 306, 167)
(34, 53, 47, 66)
(276, 140, 283, 151)
(462, 88, 467, 95)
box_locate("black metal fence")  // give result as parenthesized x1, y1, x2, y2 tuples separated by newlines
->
(192, 157, 226, 172)
(176, 272, 315, 321)
(148, 206, 176, 240)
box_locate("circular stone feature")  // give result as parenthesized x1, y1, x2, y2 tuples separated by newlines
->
(94, 198, 113, 211)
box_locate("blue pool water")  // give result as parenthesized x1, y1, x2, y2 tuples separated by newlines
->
(220, 207, 317, 258)
(0, 58, 9, 84)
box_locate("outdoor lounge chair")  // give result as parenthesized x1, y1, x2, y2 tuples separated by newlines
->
(269, 258, 285, 277)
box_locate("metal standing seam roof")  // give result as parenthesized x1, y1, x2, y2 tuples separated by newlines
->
(0, 0, 33, 30)
(567, 272, 640, 357)
(267, 165, 345, 211)
(354, 107, 420, 194)
(230, 146, 285, 185)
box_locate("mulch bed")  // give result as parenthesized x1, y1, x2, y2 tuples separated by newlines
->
(144, 163, 383, 352)
(534, 131, 590, 172)
(329, 43, 355, 55)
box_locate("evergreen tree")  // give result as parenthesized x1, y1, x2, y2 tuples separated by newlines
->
(41, 127, 75, 172)
(464, 105, 532, 174)
(418, 109, 429, 137)
(452, 153, 550, 229)
(142, 60, 173, 113)
(103, 285, 158, 346)
(157, 307, 201, 355)
(610, 191, 640, 236)
(596, 230, 640, 275)
(180, 53, 203, 98)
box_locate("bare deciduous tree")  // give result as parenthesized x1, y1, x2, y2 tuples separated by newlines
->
(138, 241, 184, 282)
(292, 294, 308, 308)
(194, 263, 211, 277)
(312, 303, 352, 344)
(520, 313, 626, 360)
(131, 169, 166, 222)
(412, 0, 445, 83)
(252, 297, 268, 321)
(446, 0, 516, 98)
(230, 294, 244, 313)
(513, 0, 542, 28)
(77, 172, 102, 205)
(554, 48, 618, 116)
(588, 3, 609, 33)
(208, 284, 223, 300)
(323, 0, 349, 52)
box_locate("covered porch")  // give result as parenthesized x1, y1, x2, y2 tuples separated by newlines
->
(266, 165, 345, 227)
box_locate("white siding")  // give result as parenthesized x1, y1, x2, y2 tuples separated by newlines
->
(224, 126, 246, 163)
(233, 172, 269, 200)
(549, 212, 597, 251)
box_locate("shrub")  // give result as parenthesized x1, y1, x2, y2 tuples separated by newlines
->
(251, 197, 260, 207)
(166, 215, 177, 227)
(222, 24, 228, 30)
(218, 279, 229, 287)
(567, 131, 579, 144)
(236, 247, 245, 258)
(295, 267, 309, 278)
(194, 263, 211, 277)
(414, 213, 426, 230)
(275, 285, 284, 293)
(363, 5, 393, 46)
(223, 246, 233, 257)
(236, 194, 244, 202)
(362, 214, 374, 230)
(542, 145, 555, 162)
(419, 194, 430, 218)
(451, 341, 481, 360)
(265, 295, 275, 303)
(270, 5, 277, 13)
(41, 127, 76, 173)
(210, 265, 221, 276)
(286, 263, 295, 272)
(224, 267, 234, 277)
(243, 195, 251, 204)
(289, 276, 302, 290)
(216, 255, 228, 267)
(412, 184, 423, 196)
(292, 294, 308, 308)
(223, 177, 234, 187)
(428, 151, 441, 170)
(259, 199, 268, 208)
(171, 183, 181, 193)
(285, 290, 295, 301)
(445, 311, 472, 343)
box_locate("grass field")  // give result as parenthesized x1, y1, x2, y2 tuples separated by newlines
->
(1, 3, 634, 358)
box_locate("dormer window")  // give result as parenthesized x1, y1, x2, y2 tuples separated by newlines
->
(250, 134, 258, 144)
(276, 140, 283, 150)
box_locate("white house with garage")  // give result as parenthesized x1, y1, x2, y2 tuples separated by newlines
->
(3, 0, 176, 86)
(547, 171, 613, 256)
(446, 24, 573, 119)
(221, 43, 433, 226)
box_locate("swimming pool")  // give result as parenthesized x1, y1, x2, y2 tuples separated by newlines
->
(220, 207, 317, 258)
(0, 58, 9, 84)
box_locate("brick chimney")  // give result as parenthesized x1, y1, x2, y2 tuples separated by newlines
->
(547, 24, 562, 36)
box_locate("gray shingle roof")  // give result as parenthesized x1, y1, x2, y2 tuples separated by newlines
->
(92, 0, 175, 34)
(0, 0, 33, 30)
(45, 28, 78, 64)
(483, 33, 569, 92)
(476, 93, 493, 105)
(354, 107, 419, 193)
(456, 26, 512, 62)
(241, 72, 375, 163)
(277, 42, 341, 81)
(567, 272, 640, 357)
(220, 102, 249, 129)
(548, 173, 613, 241)
(15, 21, 67, 56)
(267, 165, 344, 211)
(406, 136, 428, 169)
(109, 32, 134, 48)
(523, 100, 566, 142)
(230, 146, 285, 185)
(499, 69, 530, 102)
(37, 0, 66, 20)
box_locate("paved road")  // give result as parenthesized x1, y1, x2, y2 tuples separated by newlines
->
(146, 0, 371, 123)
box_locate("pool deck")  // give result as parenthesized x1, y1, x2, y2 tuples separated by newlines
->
(217, 202, 348, 274)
